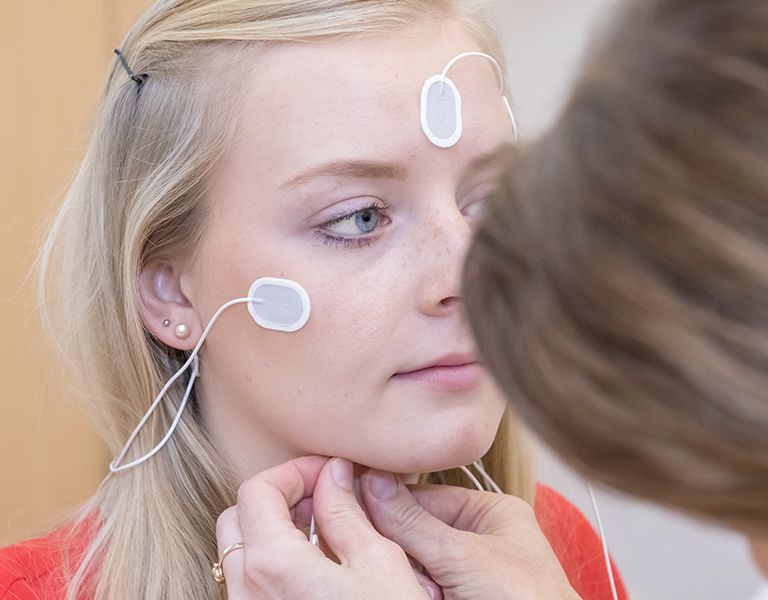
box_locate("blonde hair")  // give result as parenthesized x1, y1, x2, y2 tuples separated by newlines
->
(38, 1, 532, 598)
(465, 0, 768, 534)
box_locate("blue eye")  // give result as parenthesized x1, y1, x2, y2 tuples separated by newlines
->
(356, 209, 379, 232)
(315, 202, 390, 248)
(325, 207, 381, 236)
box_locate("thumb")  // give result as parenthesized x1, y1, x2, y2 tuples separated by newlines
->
(361, 470, 458, 576)
(313, 458, 407, 568)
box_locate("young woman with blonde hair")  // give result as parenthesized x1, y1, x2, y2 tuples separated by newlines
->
(0, 1, 626, 599)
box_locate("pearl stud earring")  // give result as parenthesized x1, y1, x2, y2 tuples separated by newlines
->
(174, 323, 191, 339)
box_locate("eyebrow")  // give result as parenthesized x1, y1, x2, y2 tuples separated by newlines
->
(280, 160, 409, 190)
(280, 143, 511, 191)
(464, 144, 512, 174)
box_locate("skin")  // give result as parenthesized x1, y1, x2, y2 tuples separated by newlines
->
(749, 538, 768, 577)
(139, 18, 512, 483)
(215, 456, 582, 600)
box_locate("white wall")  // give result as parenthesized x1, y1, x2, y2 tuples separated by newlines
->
(489, 2, 766, 599)
(536, 442, 763, 600)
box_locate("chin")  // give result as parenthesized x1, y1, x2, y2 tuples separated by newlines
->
(362, 414, 501, 475)
(419, 432, 497, 473)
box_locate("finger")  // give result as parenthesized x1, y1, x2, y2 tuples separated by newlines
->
(360, 470, 457, 571)
(237, 455, 329, 547)
(215, 506, 247, 595)
(412, 568, 443, 600)
(292, 496, 314, 531)
(313, 458, 407, 568)
(409, 485, 532, 536)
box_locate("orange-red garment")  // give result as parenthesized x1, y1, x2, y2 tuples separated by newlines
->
(535, 485, 628, 600)
(0, 484, 628, 599)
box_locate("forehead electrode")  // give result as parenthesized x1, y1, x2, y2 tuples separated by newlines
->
(421, 51, 518, 149)
(248, 277, 311, 333)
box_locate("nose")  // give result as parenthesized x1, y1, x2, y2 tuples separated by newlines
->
(415, 206, 473, 318)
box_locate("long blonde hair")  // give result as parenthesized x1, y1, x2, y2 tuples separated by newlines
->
(465, 0, 768, 534)
(38, 1, 532, 598)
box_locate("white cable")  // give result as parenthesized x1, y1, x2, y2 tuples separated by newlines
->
(309, 513, 319, 547)
(472, 459, 504, 494)
(458, 464, 486, 492)
(437, 51, 519, 142)
(109, 297, 252, 473)
(503, 96, 520, 141)
(587, 483, 620, 600)
(440, 51, 506, 92)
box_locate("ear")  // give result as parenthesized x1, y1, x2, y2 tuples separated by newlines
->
(139, 260, 202, 351)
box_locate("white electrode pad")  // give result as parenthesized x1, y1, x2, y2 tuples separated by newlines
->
(247, 277, 311, 333)
(421, 52, 518, 148)
(421, 75, 463, 148)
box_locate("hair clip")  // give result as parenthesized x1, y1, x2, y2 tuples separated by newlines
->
(114, 49, 148, 88)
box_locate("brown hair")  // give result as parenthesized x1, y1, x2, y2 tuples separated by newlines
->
(464, 0, 768, 534)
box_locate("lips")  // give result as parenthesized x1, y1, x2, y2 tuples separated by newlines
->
(395, 352, 479, 375)
(392, 353, 484, 392)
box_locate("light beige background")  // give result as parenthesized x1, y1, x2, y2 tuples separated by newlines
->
(0, 0, 151, 545)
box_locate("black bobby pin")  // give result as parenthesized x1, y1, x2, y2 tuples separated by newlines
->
(114, 49, 148, 88)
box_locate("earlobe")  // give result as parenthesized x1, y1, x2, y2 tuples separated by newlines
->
(138, 261, 201, 351)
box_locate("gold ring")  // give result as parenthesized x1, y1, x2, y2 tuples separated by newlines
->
(212, 542, 245, 584)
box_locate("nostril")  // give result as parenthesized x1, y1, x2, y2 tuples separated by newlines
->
(439, 295, 462, 308)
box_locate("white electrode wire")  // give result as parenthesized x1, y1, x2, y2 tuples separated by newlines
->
(440, 51, 505, 92)
(459, 465, 485, 492)
(109, 297, 252, 474)
(587, 484, 619, 600)
(109, 358, 199, 473)
(438, 51, 519, 141)
(472, 459, 504, 494)
(502, 96, 520, 141)
(309, 513, 319, 547)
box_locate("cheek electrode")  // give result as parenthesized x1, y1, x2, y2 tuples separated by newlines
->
(248, 277, 311, 333)
(107, 277, 311, 474)
(421, 51, 519, 148)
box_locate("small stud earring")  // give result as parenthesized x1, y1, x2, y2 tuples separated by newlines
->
(174, 323, 191, 339)
(162, 319, 171, 327)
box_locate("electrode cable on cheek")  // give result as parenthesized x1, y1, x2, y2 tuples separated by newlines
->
(106, 277, 311, 476)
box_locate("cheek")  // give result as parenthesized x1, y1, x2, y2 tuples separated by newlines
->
(201, 240, 405, 412)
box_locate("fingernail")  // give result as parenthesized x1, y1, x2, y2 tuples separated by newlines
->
(424, 586, 437, 600)
(331, 458, 353, 491)
(368, 470, 399, 500)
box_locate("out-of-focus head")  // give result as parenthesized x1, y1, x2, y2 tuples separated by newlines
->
(465, 0, 768, 550)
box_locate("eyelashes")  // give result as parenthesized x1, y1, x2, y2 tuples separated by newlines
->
(312, 231, 376, 249)
(314, 200, 391, 248)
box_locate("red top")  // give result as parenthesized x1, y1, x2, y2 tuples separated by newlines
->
(0, 485, 627, 599)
